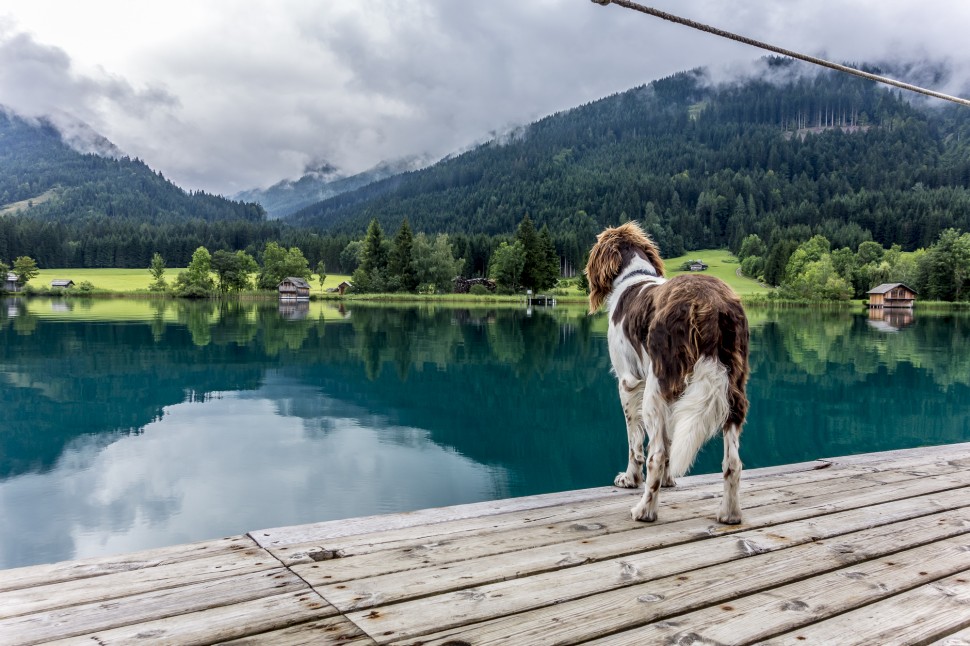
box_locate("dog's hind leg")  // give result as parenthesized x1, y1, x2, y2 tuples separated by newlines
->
(631, 375, 668, 522)
(613, 376, 645, 488)
(717, 423, 743, 524)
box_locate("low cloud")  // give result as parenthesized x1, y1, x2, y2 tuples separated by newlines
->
(0, 25, 178, 156)
(2, 1, 970, 195)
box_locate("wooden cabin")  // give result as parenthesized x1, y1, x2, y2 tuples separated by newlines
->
(277, 277, 311, 301)
(50, 279, 75, 289)
(337, 280, 353, 295)
(688, 261, 709, 271)
(867, 283, 917, 309)
(4, 272, 20, 293)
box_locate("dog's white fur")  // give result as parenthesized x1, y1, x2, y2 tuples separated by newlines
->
(587, 222, 748, 524)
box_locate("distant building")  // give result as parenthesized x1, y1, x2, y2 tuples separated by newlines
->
(50, 279, 75, 289)
(688, 261, 709, 272)
(337, 281, 353, 295)
(867, 283, 917, 309)
(277, 277, 311, 301)
(4, 272, 20, 293)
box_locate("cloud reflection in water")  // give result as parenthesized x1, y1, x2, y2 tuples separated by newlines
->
(0, 384, 508, 569)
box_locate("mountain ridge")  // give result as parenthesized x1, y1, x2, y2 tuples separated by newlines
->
(232, 156, 433, 219)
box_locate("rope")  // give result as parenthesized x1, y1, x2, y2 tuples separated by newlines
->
(591, 0, 970, 108)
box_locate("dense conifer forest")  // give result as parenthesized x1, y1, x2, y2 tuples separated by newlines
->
(291, 60, 970, 273)
(3, 59, 970, 279)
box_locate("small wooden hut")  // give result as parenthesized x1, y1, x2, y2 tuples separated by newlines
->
(277, 277, 311, 301)
(50, 279, 75, 289)
(867, 283, 917, 309)
(337, 281, 353, 295)
(4, 272, 21, 293)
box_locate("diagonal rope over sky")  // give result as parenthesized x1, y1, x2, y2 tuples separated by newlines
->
(590, 0, 970, 108)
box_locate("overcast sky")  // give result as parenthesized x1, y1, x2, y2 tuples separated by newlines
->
(2, 1, 970, 197)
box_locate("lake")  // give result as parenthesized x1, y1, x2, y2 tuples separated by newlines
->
(2, 298, 969, 570)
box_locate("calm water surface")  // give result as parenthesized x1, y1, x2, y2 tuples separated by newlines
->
(1, 298, 969, 569)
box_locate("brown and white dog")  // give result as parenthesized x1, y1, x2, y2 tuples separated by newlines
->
(585, 222, 750, 524)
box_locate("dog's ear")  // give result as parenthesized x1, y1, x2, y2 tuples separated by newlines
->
(585, 234, 622, 314)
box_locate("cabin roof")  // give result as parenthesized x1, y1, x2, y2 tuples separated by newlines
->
(5, 272, 17, 282)
(278, 277, 310, 289)
(51, 279, 74, 287)
(867, 283, 918, 295)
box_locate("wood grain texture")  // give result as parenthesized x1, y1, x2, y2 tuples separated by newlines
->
(40, 592, 345, 646)
(377, 496, 970, 643)
(0, 535, 254, 594)
(762, 570, 970, 645)
(586, 534, 970, 645)
(0, 568, 327, 646)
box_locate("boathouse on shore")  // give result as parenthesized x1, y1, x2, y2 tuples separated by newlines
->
(4, 272, 20, 292)
(867, 283, 917, 308)
(277, 277, 311, 301)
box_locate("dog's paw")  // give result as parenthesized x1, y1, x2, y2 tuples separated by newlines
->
(614, 472, 642, 488)
(716, 509, 742, 525)
(630, 501, 657, 522)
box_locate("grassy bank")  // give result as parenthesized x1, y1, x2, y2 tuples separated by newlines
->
(32, 268, 353, 296)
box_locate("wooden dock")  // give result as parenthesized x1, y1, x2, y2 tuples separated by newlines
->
(2, 443, 970, 645)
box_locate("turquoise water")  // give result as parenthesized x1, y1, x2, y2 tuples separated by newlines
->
(1, 298, 968, 569)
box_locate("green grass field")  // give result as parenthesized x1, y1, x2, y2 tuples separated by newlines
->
(663, 249, 771, 296)
(31, 250, 767, 298)
(35, 268, 162, 292)
(33, 268, 351, 295)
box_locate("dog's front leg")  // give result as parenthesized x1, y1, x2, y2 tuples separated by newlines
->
(631, 376, 667, 522)
(613, 376, 645, 488)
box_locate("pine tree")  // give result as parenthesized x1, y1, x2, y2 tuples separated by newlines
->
(534, 225, 560, 291)
(352, 219, 390, 292)
(516, 214, 540, 290)
(389, 218, 418, 292)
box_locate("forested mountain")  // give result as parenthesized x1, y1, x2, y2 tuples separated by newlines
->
(233, 157, 431, 219)
(4, 58, 970, 273)
(0, 109, 271, 267)
(291, 59, 970, 270)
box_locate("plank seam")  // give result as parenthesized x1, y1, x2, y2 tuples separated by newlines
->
(249, 530, 380, 644)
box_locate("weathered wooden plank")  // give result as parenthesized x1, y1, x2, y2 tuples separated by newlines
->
(218, 616, 377, 646)
(0, 546, 279, 620)
(585, 536, 970, 645)
(931, 625, 970, 646)
(378, 507, 970, 645)
(0, 535, 254, 594)
(761, 570, 970, 645)
(273, 456, 966, 570)
(819, 441, 970, 466)
(40, 591, 349, 646)
(315, 486, 970, 612)
(0, 568, 327, 646)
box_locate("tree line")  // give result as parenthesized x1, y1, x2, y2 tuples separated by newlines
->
(739, 227, 970, 301)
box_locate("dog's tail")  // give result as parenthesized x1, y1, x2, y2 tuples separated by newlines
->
(667, 357, 730, 478)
